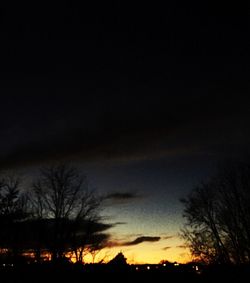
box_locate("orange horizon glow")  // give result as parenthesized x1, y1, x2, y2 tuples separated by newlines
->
(81, 241, 192, 265)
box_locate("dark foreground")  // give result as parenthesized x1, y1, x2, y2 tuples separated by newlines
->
(0, 264, 249, 283)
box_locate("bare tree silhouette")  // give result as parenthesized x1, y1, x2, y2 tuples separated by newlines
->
(181, 161, 250, 264)
(31, 164, 109, 262)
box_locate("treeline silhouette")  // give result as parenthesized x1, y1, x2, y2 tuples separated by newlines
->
(0, 164, 110, 265)
(0, 161, 250, 282)
(181, 160, 250, 265)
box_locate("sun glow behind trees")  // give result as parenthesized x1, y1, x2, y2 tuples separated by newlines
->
(0, 164, 190, 265)
(77, 239, 191, 264)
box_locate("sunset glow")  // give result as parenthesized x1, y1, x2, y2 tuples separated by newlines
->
(81, 244, 191, 265)
(0, 4, 247, 283)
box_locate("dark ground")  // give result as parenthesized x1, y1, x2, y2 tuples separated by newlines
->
(0, 264, 249, 283)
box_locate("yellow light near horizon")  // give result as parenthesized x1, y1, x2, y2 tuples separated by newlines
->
(80, 244, 191, 265)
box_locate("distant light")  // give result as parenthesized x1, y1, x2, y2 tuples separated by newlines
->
(163, 263, 166, 267)
(3, 264, 5, 267)
(147, 266, 150, 270)
(195, 266, 199, 271)
(136, 267, 139, 271)
(174, 263, 179, 266)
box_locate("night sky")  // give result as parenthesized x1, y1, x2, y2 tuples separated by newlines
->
(0, 3, 248, 263)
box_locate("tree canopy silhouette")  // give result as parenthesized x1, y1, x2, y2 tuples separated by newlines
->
(181, 161, 250, 264)
(30, 164, 110, 262)
(0, 174, 30, 262)
(0, 164, 111, 264)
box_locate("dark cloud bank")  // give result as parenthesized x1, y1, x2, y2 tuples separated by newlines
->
(0, 4, 248, 170)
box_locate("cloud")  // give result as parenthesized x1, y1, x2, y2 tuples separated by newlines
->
(82, 221, 128, 233)
(112, 222, 127, 225)
(0, 18, 248, 172)
(163, 235, 174, 240)
(176, 245, 188, 249)
(127, 233, 143, 238)
(105, 192, 139, 201)
(103, 192, 141, 205)
(1, 92, 249, 171)
(160, 233, 176, 240)
(107, 236, 161, 248)
(162, 246, 171, 251)
(85, 221, 114, 233)
(122, 236, 161, 246)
